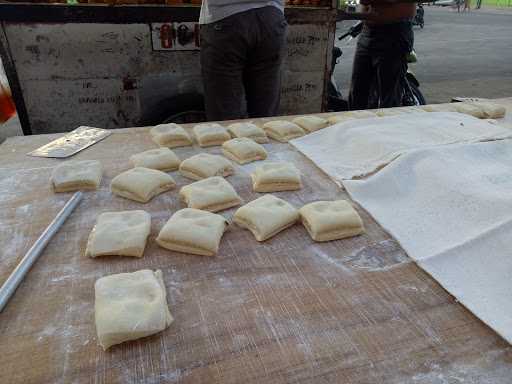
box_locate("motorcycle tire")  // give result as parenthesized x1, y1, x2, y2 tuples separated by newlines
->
(407, 81, 426, 106)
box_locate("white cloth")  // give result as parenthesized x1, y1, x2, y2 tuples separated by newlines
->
(344, 140, 512, 343)
(200, 0, 284, 24)
(291, 112, 512, 184)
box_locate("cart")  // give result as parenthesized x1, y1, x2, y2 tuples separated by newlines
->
(0, 1, 359, 135)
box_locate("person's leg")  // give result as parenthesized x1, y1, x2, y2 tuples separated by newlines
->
(200, 15, 247, 121)
(373, 53, 408, 108)
(243, 7, 287, 118)
(348, 42, 374, 110)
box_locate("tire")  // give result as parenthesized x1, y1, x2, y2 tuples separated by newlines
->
(139, 92, 205, 126)
(407, 81, 426, 106)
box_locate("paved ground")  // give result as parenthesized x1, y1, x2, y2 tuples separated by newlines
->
(334, 6, 512, 105)
(1, 6, 512, 141)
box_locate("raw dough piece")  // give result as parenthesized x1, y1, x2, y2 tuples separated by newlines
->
(292, 116, 329, 133)
(222, 138, 268, 164)
(399, 106, 427, 114)
(111, 167, 176, 203)
(227, 122, 269, 144)
(150, 123, 192, 148)
(193, 123, 231, 147)
(179, 153, 235, 180)
(470, 102, 506, 119)
(95, 269, 173, 350)
(327, 114, 355, 125)
(263, 120, 305, 142)
(51, 160, 102, 192)
(156, 208, 228, 256)
(130, 148, 181, 172)
(179, 176, 242, 212)
(234, 194, 299, 241)
(454, 103, 486, 118)
(421, 103, 458, 112)
(375, 108, 403, 117)
(251, 162, 302, 192)
(86, 210, 151, 258)
(346, 110, 377, 119)
(299, 200, 365, 242)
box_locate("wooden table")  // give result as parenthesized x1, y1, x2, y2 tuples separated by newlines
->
(1, 101, 512, 383)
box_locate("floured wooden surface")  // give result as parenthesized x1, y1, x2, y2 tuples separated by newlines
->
(1, 99, 512, 383)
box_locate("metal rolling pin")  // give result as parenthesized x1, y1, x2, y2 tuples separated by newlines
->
(0, 191, 83, 312)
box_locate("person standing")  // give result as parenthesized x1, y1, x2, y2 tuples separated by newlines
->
(199, 0, 287, 121)
(463, 0, 471, 12)
(348, 1, 416, 110)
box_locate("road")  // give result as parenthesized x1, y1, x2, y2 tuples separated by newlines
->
(334, 6, 512, 104)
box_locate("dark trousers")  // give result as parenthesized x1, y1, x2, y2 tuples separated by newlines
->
(200, 7, 287, 121)
(349, 21, 414, 110)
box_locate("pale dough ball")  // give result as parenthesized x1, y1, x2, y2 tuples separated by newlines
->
(95, 269, 173, 350)
(86, 210, 151, 258)
(193, 123, 231, 147)
(156, 208, 228, 256)
(179, 153, 234, 181)
(111, 167, 176, 203)
(222, 138, 268, 165)
(299, 200, 365, 242)
(263, 121, 305, 142)
(251, 162, 302, 193)
(130, 148, 181, 172)
(292, 115, 329, 133)
(150, 123, 192, 148)
(179, 176, 242, 212)
(234, 194, 299, 241)
(51, 160, 103, 193)
(227, 122, 269, 144)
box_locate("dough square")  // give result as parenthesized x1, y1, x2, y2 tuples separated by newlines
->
(470, 102, 506, 119)
(222, 138, 268, 165)
(234, 194, 299, 241)
(111, 167, 176, 203)
(251, 162, 302, 193)
(95, 269, 173, 350)
(86, 210, 151, 258)
(262, 121, 305, 143)
(227, 122, 269, 144)
(193, 123, 231, 147)
(375, 108, 403, 117)
(130, 148, 181, 172)
(346, 110, 377, 119)
(454, 103, 486, 118)
(51, 160, 102, 193)
(156, 208, 228, 256)
(150, 123, 192, 148)
(421, 103, 458, 112)
(292, 116, 329, 133)
(327, 114, 355, 125)
(398, 106, 427, 114)
(299, 200, 365, 242)
(179, 176, 242, 212)
(179, 153, 235, 181)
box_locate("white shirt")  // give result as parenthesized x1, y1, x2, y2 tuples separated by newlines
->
(199, 0, 284, 24)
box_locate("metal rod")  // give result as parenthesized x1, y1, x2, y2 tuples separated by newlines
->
(0, 191, 83, 313)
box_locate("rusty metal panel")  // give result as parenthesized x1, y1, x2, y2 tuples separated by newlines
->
(4, 16, 333, 134)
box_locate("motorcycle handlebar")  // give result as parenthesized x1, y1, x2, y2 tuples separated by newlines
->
(338, 21, 364, 41)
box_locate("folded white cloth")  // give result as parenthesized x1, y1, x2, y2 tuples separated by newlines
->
(291, 112, 512, 184)
(344, 140, 512, 343)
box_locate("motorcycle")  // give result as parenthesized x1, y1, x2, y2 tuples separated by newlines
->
(412, 4, 425, 28)
(327, 21, 426, 112)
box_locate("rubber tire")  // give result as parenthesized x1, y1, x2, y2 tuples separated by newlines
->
(409, 81, 427, 106)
